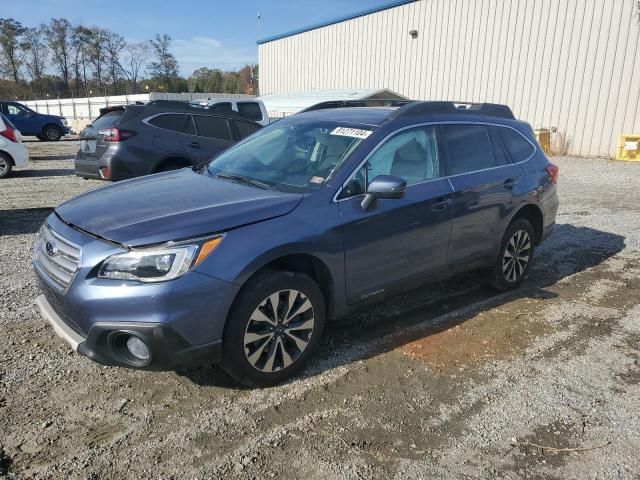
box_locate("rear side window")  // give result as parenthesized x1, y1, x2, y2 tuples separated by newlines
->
(148, 113, 186, 132)
(193, 115, 232, 140)
(233, 120, 261, 139)
(497, 127, 535, 162)
(237, 102, 263, 121)
(442, 124, 493, 175)
(183, 115, 197, 135)
(92, 111, 124, 129)
(487, 127, 512, 166)
(210, 102, 233, 113)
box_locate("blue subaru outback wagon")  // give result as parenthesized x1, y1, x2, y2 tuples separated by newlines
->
(33, 102, 559, 386)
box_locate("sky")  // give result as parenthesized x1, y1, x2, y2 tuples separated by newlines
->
(2, 0, 389, 75)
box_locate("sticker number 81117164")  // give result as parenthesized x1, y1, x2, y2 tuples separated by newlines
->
(330, 127, 373, 139)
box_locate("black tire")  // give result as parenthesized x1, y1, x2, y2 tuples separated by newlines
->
(487, 218, 535, 291)
(0, 152, 13, 179)
(41, 125, 62, 141)
(221, 270, 326, 387)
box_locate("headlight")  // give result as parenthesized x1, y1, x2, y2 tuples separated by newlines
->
(61, 118, 69, 126)
(98, 236, 223, 283)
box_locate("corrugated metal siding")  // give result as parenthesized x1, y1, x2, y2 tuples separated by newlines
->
(258, 0, 640, 157)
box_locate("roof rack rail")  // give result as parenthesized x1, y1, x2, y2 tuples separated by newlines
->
(392, 101, 515, 120)
(300, 98, 411, 113)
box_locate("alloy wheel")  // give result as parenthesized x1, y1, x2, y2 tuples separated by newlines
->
(46, 127, 60, 140)
(503, 229, 531, 282)
(243, 289, 315, 373)
(0, 158, 8, 176)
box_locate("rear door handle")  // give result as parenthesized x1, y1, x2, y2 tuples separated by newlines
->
(431, 197, 451, 212)
(188, 142, 201, 149)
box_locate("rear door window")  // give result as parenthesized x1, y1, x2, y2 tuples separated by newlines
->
(148, 113, 187, 132)
(232, 120, 261, 139)
(237, 102, 263, 121)
(496, 127, 535, 162)
(487, 127, 512, 166)
(193, 115, 232, 140)
(182, 115, 197, 135)
(442, 124, 494, 175)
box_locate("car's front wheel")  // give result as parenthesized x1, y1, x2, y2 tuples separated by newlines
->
(221, 270, 325, 387)
(41, 125, 62, 141)
(488, 218, 535, 291)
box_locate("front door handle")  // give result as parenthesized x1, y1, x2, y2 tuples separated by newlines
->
(431, 197, 451, 212)
(188, 141, 201, 149)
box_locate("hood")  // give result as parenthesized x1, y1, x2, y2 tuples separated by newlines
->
(56, 169, 303, 246)
(40, 113, 64, 121)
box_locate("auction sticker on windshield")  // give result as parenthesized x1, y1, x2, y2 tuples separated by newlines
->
(330, 127, 373, 139)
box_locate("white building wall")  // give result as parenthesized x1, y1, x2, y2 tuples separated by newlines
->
(259, 0, 640, 157)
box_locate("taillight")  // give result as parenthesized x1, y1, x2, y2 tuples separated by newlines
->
(0, 126, 18, 143)
(545, 164, 559, 184)
(99, 128, 136, 142)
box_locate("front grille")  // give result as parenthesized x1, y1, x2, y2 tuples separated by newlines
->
(34, 224, 81, 292)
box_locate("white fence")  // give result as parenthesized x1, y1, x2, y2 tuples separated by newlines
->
(24, 92, 255, 132)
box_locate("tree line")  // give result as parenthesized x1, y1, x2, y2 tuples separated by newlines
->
(0, 18, 258, 100)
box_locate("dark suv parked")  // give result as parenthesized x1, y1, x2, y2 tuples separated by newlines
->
(75, 103, 262, 180)
(35, 101, 558, 387)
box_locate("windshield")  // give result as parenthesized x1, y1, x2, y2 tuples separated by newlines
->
(206, 121, 372, 193)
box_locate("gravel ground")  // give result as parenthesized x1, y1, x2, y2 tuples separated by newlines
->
(1, 139, 639, 479)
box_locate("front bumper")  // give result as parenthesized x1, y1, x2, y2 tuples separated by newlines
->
(34, 213, 238, 370)
(36, 293, 222, 369)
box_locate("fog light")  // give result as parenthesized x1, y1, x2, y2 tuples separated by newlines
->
(126, 336, 150, 361)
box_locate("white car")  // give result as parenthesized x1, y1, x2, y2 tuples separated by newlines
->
(188, 98, 270, 126)
(0, 113, 29, 178)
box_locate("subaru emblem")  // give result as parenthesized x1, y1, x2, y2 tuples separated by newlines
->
(45, 240, 57, 257)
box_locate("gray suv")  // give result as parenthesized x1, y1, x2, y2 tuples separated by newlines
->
(75, 104, 262, 181)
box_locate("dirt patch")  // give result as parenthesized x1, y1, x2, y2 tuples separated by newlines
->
(399, 296, 550, 371)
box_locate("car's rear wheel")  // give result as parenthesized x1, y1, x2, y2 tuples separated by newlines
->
(41, 125, 62, 141)
(221, 270, 325, 387)
(488, 218, 535, 291)
(0, 153, 13, 178)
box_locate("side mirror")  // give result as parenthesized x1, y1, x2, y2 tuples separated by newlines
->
(361, 175, 407, 210)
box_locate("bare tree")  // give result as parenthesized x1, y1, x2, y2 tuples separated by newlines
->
(22, 25, 48, 91)
(104, 31, 126, 92)
(148, 34, 179, 89)
(87, 27, 108, 88)
(0, 18, 26, 83)
(45, 18, 73, 91)
(72, 25, 92, 95)
(120, 41, 149, 93)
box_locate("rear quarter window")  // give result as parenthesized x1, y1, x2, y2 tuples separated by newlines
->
(497, 127, 535, 162)
(233, 120, 261, 139)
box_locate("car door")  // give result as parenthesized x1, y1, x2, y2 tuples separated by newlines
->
(338, 125, 454, 303)
(4, 102, 34, 134)
(189, 114, 235, 163)
(441, 123, 525, 267)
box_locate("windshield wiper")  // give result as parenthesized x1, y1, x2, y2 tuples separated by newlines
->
(215, 172, 271, 190)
